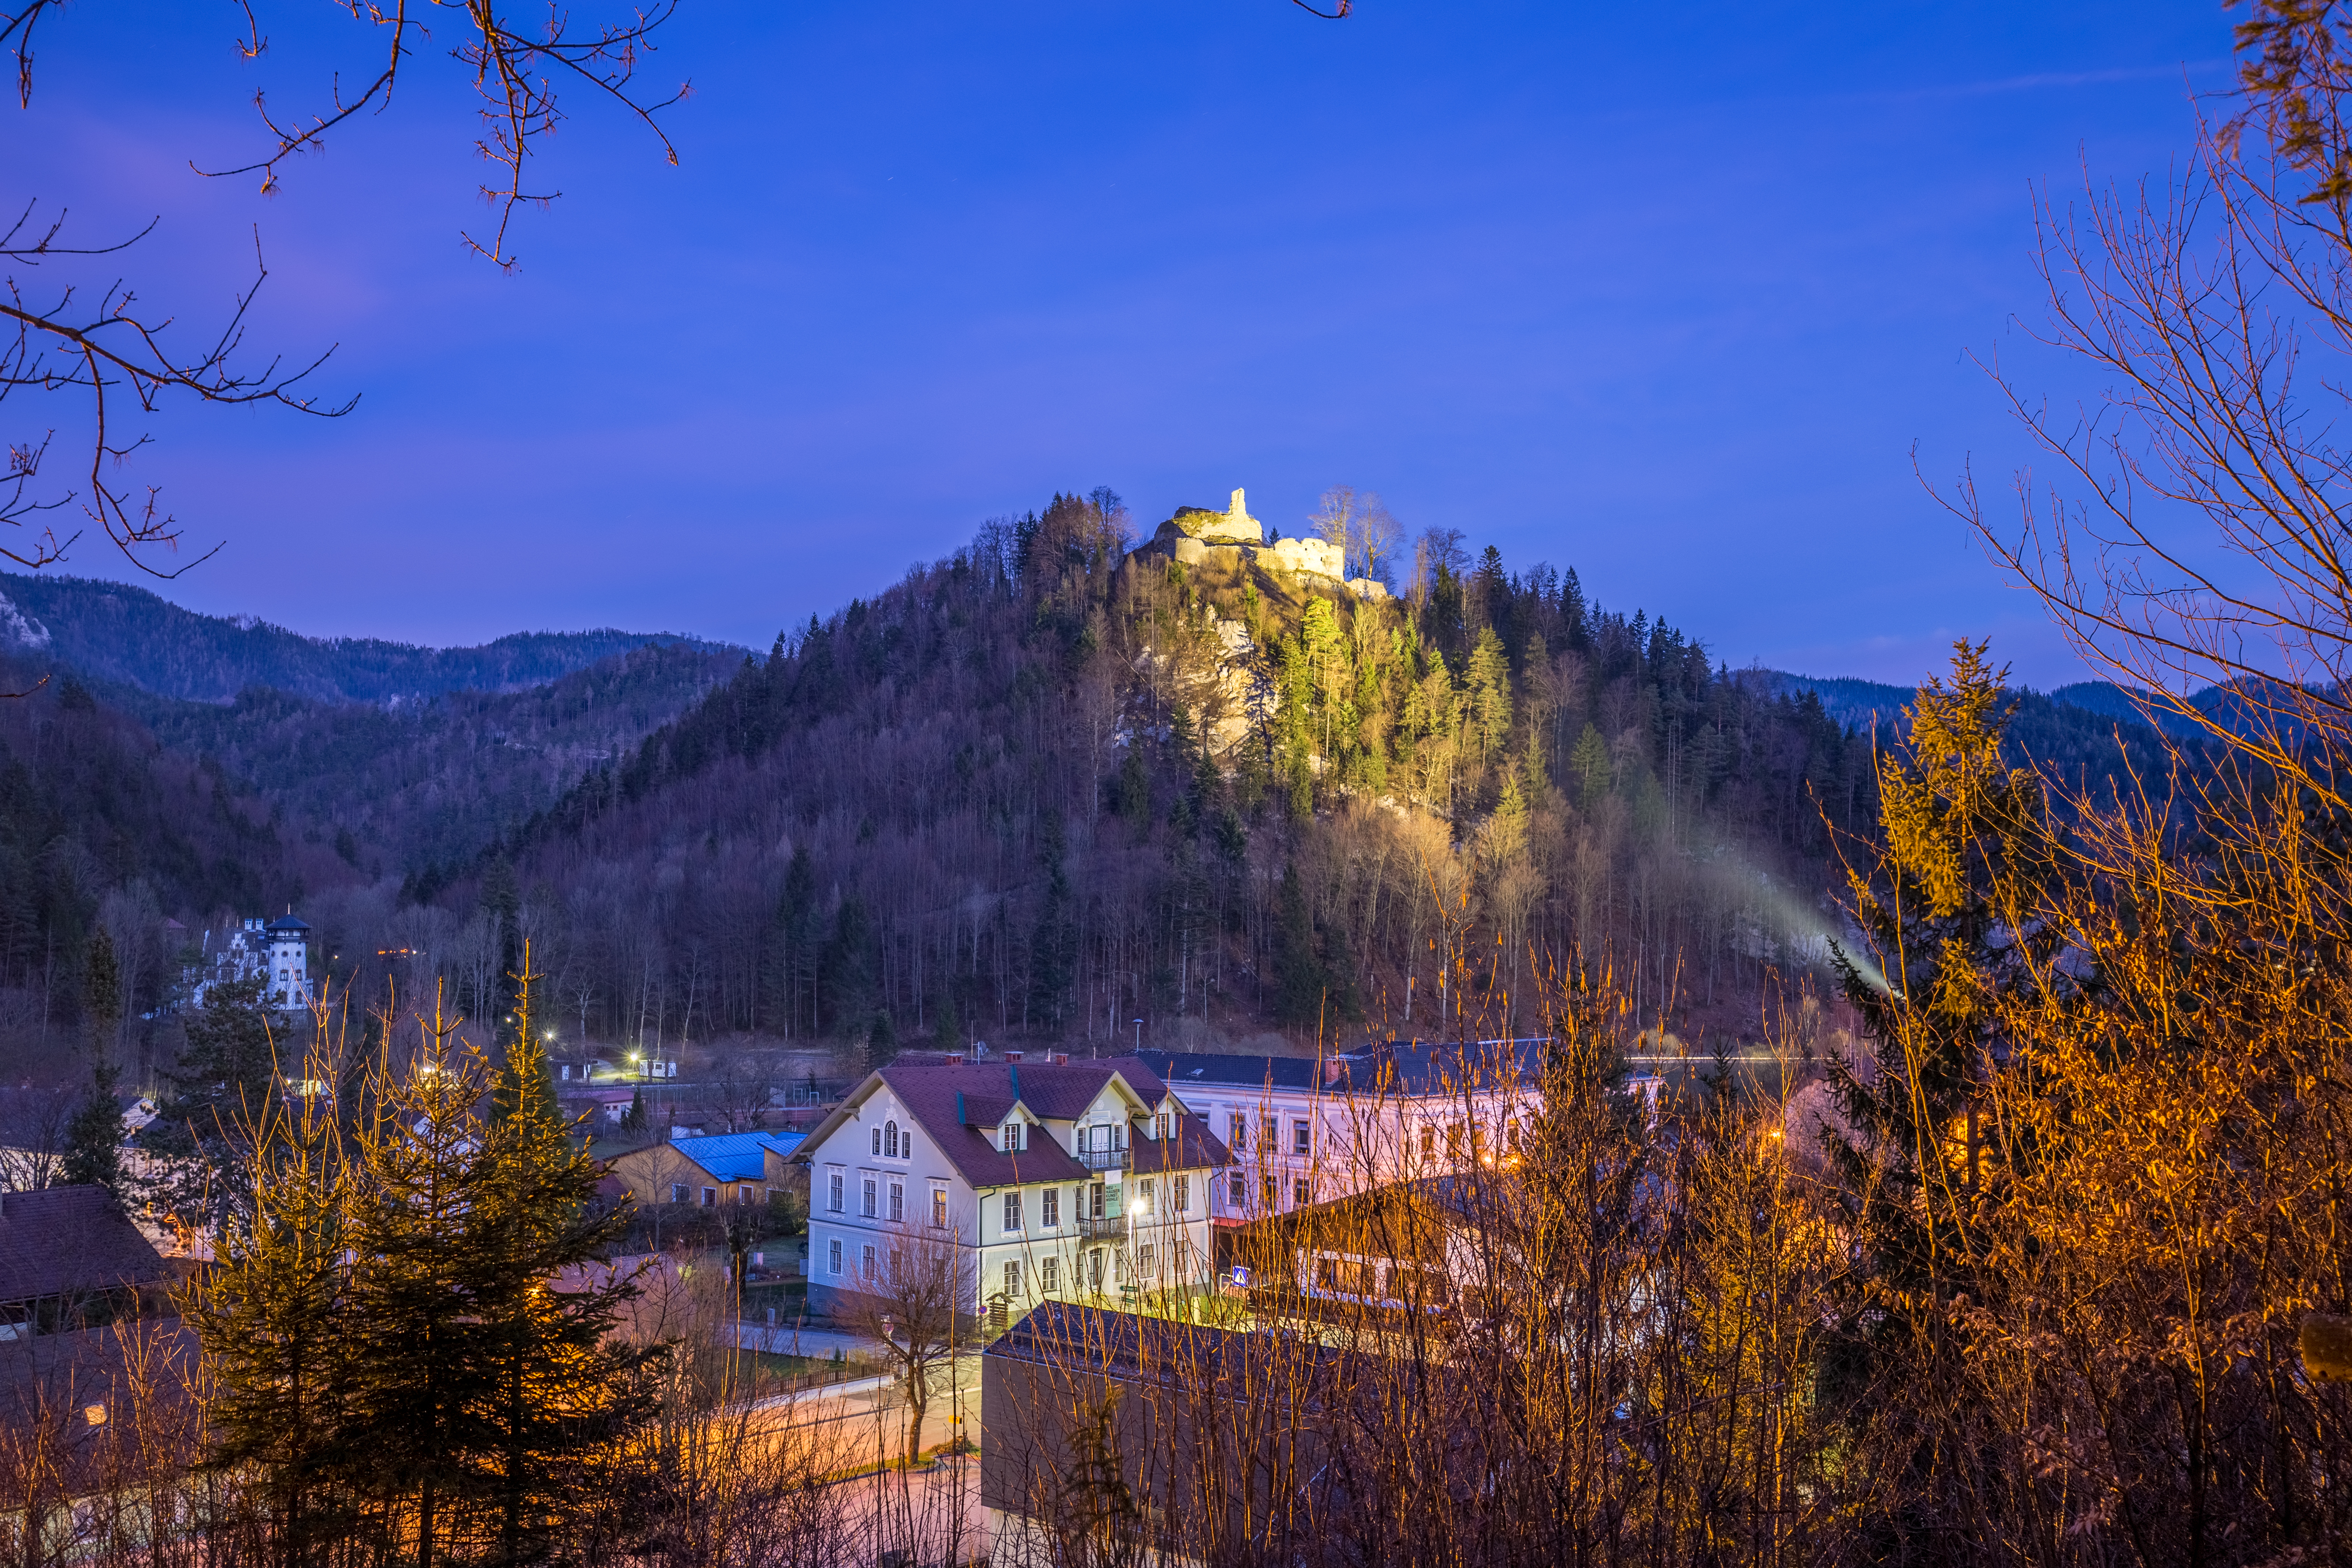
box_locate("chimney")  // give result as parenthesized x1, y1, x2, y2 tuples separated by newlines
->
(1053, 1052, 1070, 1066)
(1324, 1059, 1343, 1086)
(1003, 1050, 1023, 1063)
(945, 1052, 965, 1067)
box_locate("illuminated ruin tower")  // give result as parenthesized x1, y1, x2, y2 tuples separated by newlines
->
(262, 913, 313, 1009)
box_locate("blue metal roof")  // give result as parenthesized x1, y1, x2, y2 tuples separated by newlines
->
(667, 1131, 803, 1182)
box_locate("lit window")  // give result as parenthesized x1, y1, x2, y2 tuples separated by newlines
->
(1003, 1191, 1023, 1232)
(931, 1187, 948, 1227)
(1136, 1178, 1154, 1214)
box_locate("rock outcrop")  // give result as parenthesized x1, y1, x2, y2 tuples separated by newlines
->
(1134, 486, 1371, 592)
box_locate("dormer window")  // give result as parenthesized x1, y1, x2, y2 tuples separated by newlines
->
(1153, 1112, 1171, 1141)
(1000, 1121, 1024, 1153)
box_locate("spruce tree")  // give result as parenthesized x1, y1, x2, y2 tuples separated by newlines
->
(469, 954, 660, 1565)
(1273, 860, 1328, 1027)
(60, 1061, 124, 1198)
(184, 1082, 358, 1568)
(1823, 639, 2060, 1495)
(345, 1013, 504, 1568)
(147, 976, 279, 1231)
(83, 927, 122, 1055)
(1028, 818, 1077, 1032)
(1829, 639, 2052, 1284)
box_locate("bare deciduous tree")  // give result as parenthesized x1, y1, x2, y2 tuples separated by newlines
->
(844, 1222, 976, 1469)
(2, 0, 688, 579)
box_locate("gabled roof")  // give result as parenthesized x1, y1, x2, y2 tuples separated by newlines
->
(798, 1057, 1231, 1190)
(663, 1131, 802, 1182)
(0, 1186, 172, 1308)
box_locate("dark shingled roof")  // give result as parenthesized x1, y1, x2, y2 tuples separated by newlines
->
(1148, 1040, 1546, 1098)
(0, 1186, 172, 1308)
(855, 1057, 1232, 1190)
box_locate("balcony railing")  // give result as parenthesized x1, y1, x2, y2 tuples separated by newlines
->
(1077, 1144, 1131, 1172)
(1077, 1213, 1129, 1241)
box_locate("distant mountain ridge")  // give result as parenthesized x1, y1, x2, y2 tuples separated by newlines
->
(1765, 669, 2265, 744)
(0, 572, 738, 704)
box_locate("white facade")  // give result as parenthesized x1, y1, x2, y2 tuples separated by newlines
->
(1149, 1045, 1648, 1225)
(801, 1059, 1226, 1332)
(191, 915, 313, 1010)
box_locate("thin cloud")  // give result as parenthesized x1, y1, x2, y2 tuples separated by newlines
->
(1862, 60, 2235, 105)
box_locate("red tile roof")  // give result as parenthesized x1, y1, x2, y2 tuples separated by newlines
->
(819, 1057, 1232, 1190)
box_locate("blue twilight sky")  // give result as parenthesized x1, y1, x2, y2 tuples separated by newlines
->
(7, 1, 2233, 687)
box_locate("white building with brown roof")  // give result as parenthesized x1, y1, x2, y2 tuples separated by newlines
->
(796, 1052, 1230, 1332)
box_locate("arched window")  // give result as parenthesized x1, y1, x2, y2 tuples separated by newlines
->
(885, 1119, 900, 1158)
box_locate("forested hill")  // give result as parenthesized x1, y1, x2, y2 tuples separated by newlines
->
(113, 642, 745, 878)
(444, 493, 2161, 1058)
(0, 652, 336, 1077)
(0, 571, 730, 704)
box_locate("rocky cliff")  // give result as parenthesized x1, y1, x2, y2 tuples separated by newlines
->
(1133, 488, 1390, 599)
